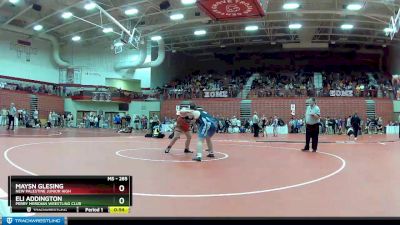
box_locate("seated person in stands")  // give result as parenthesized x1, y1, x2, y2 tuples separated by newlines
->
(118, 126, 133, 133)
(36, 120, 42, 128)
(25, 119, 33, 128)
(376, 117, 383, 133)
(347, 127, 355, 141)
(239, 125, 246, 133)
(45, 120, 52, 129)
(152, 125, 165, 138)
(368, 117, 377, 134)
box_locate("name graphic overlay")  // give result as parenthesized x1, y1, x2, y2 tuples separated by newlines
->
(8, 176, 132, 214)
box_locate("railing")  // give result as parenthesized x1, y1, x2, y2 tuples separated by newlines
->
(70, 90, 161, 101)
(160, 88, 241, 99)
(247, 87, 396, 99)
(0, 78, 60, 96)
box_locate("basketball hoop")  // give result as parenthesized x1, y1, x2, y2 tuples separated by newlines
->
(113, 39, 124, 54)
(129, 28, 141, 49)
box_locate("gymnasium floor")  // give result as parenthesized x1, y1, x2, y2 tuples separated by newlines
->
(0, 128, 400, 217)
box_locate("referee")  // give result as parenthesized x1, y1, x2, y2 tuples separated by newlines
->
(302, 98, 321, 152)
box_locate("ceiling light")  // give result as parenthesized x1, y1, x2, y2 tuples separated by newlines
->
(346, 3, 363, 11)
(124, 8, 138, 15)
(341, 24, 354, 30)
(194, 30, 206, 36)
(151, 36, 162, 41)
(384, 27, 393, 33)
(283, 2, 300, 10)
(84, 2, 96, 10)
(33, 25, 43, 31)
(181, 0, 196, 5)
(9, 0, 19, 4)
(245, 25, 259, 31)
(71, 36, 81, 41)
(102, 27, 113, 33)
(61, 12, 73, 19)
(288, 23, 302, 29)
(170, 13, 184, 20)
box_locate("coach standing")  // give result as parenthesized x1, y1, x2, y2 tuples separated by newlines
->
(351, 113, 361, 141)
(302, 98, 321, 152)
(7, 103, 17, 131)
(252, 112, 260, 137)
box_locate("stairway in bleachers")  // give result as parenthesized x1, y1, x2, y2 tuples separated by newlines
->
(366, 73, 378, 87)
(30, 95, 38, 118)
(237, 73, 259, 99)
(240, 100, 252, 120)
(365, 99, 376, 119)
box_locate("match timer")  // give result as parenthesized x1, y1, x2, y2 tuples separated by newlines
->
(8, 176, 132, 214)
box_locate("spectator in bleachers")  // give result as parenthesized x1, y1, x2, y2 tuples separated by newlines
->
(1, 108, 7, 126)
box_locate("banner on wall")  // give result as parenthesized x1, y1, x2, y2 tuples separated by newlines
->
(290, 104, 295, 116)
(393, 75, 400, 100)
(329, 90, 353, 97)
(92, 92, 111, 102)
(197, 0, 266, 21)
(204, 90, 228, 98)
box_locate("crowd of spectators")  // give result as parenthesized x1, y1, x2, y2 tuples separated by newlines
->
(1, 69, 397, 101)
(298, 115, 398, 135)
(249, 71, 396, 99)
(158, 71, 252, 99)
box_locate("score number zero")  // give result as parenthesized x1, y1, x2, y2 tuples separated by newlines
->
(107, 177, 128, 205)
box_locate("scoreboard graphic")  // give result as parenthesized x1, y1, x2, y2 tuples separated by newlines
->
(8, 176, 132, 214)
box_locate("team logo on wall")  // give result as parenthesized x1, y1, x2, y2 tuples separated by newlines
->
(329, 90, 354, 97)
(204, 90, 228, 98)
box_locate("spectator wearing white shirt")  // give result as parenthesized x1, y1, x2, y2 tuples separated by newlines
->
(33, 109, 39, 125)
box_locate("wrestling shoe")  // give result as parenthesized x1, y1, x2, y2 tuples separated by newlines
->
(192, 156, 202, 162)
(206, 153, 215, 158)
(184, 149, 193, 153)
(165, 147, 171, 153)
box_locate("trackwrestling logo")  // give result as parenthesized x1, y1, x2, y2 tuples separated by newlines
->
(2, 217, 64, 225)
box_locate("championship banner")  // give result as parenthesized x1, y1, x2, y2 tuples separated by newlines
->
(197, 0, 266, 21)
(92, 92, 111, 102)
(393, 75, 400, 100)
(329, 90, 354, 97)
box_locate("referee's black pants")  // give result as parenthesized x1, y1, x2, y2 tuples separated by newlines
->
(253, 123, 260, 137)
(305, 124, 319, 151)
(353, 125, 360, 138)
(7, 115, 15, 130)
